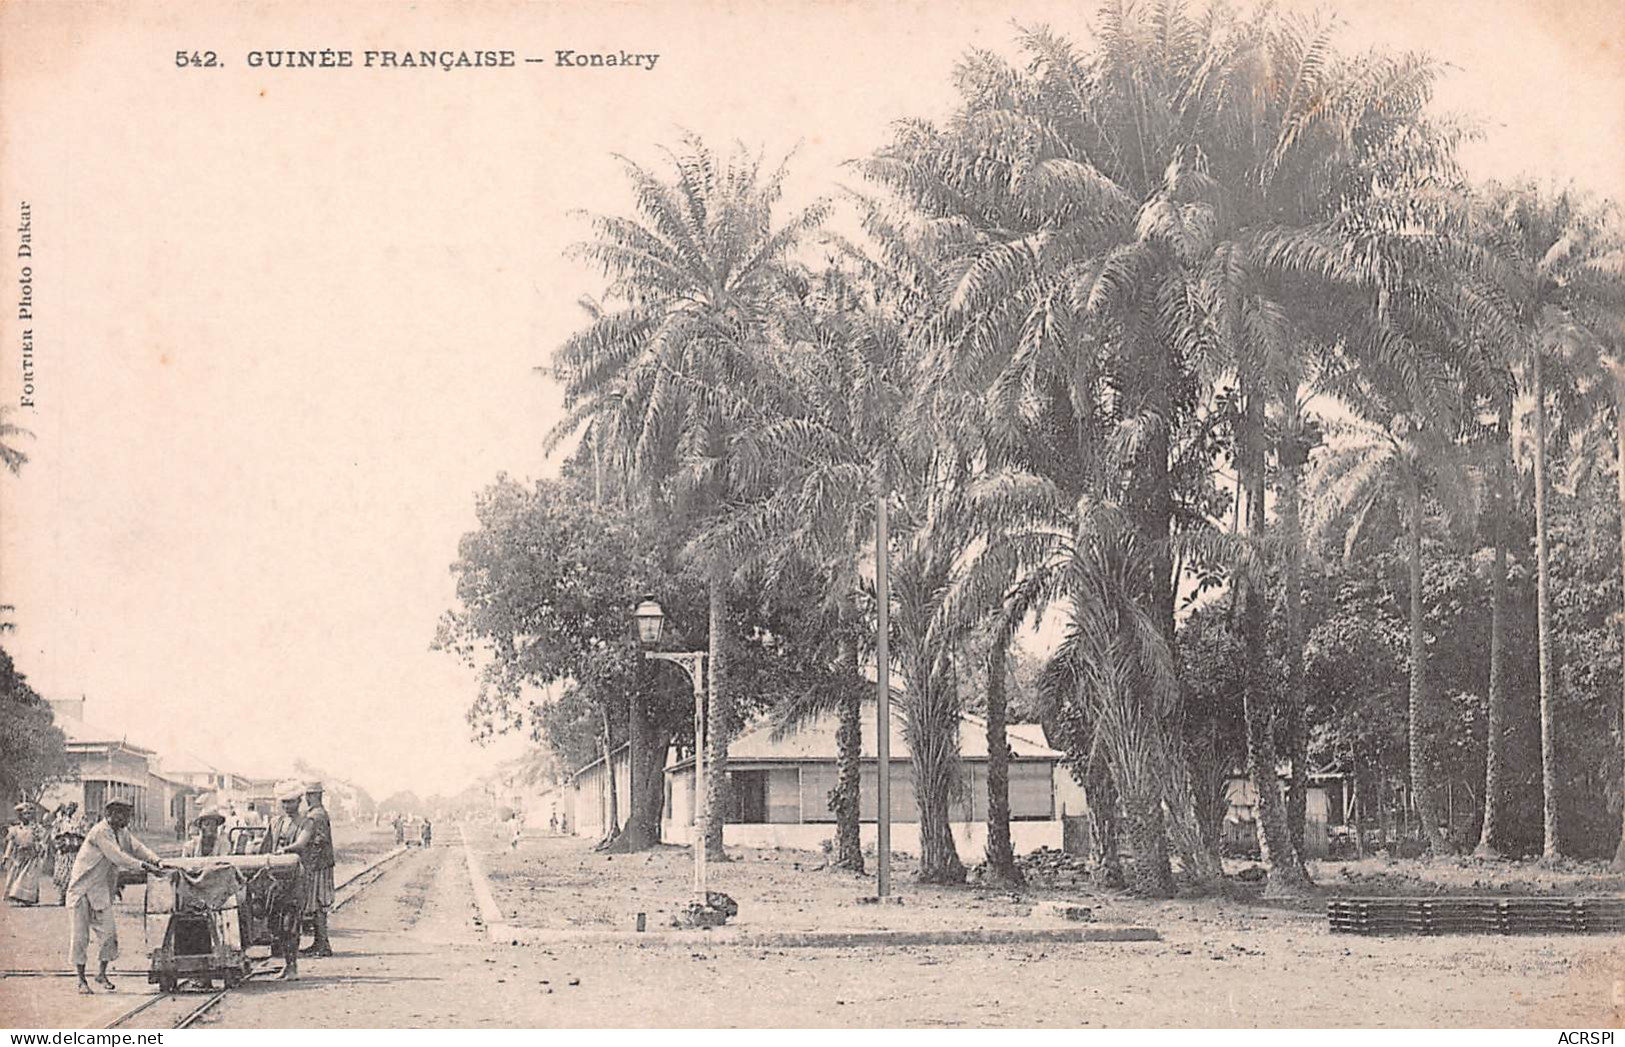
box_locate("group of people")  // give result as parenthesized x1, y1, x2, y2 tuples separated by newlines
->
(2, 800, 91, 908)
(0, 780, 338, 994)
(0, 796, 187, 994)
(258, 779, 337, 981)
(390, 813, 433, 848)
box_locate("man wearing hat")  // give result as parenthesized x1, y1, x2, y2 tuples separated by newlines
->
(65, 798, 163, 994)
(297, 781, 335, 957)
(259, 782, 309, 980)
(182, 807, 229, 858)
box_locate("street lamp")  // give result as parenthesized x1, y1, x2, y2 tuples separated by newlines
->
(632, 598, 709, 900)
(633, 598, 666, 645)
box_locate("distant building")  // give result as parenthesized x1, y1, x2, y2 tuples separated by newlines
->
(570, 745, 630, 841)
(573, 699, 1074, 855)
(677, 705, 1064, 855)
(40, 698, 197, 833)
(158, 750, 236, 792)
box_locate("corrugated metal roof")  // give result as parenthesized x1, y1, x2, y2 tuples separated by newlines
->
(55, 712, 155, 754)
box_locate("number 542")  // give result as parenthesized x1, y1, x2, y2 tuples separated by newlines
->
(175, 51, 219, 67)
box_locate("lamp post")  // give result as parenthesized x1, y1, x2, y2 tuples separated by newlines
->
(874, 469, 892, 899)
(633, 598, 709, 900)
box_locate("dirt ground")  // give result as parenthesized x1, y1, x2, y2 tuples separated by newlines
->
(475, 826, 1144, 935)
(4, 829, 1622, 1028)
(0, 826, 401, 1028)
(1309, 855, 1625, 897)
(188, 832, 1625, 1028)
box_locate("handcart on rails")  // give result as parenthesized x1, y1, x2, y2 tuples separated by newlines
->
(144, 853, 302, 993)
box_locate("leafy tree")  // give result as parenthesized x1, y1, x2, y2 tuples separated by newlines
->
(1175, 605, 1254, 850)
(434, 470, 704, 850)
(0, 646, 70, 805)
(1477, 182, 1625, 859)
(702, 265, 913, 874)
(550, 137, 826, 860)
(1308, 377, 1476, 855)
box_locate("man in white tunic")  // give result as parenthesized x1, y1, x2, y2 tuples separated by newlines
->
(65, 798, 162, 994)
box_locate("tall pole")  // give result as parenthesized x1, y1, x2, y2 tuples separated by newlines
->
(1613, 380, 1625, 869)
(693, 657, 707, 899)
(875, 468, 891, 898)
(647, 650, 709, 899)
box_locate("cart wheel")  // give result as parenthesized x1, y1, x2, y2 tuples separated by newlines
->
(158, 975, 178, 995)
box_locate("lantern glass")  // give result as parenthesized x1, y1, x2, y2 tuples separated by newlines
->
(633, 599, 665, 645)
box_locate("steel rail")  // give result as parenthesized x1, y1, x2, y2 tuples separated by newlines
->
(94, 843, 414, 1030)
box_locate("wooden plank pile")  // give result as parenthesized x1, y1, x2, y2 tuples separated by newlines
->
(1328, 896, 1625, 935)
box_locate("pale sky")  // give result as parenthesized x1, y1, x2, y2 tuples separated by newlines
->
(0, 0, 1619, 799)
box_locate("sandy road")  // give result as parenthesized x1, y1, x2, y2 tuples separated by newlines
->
(189, 835, 1625, 1029)
(0, 833, 403, 1029)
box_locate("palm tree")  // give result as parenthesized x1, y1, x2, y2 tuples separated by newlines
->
(888, 483, 974, 885)
(1604, 333, 1625, 870)
(1472, 390, 1516, 858)
(1268, 382, 1326, 848)
(703, 265, 916, 874)
(550, 136, 826, 861)
(1308, 377, 1476, 855)
(1511, 199, 1625, 865)
(863, 1, 1468, 890)
(858, 13, 1220, 891)
(1044, 524, 1188, 897)
(1479, 181, 1625, 860)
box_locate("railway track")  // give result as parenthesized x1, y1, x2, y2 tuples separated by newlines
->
(97, 844, 415, 1030)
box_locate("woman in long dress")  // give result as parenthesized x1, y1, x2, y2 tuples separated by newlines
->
(50, 802, 85, 906)
(2, 802, 47, 905)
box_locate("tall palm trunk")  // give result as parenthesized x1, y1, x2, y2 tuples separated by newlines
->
(1476, 398, 1512, 858)
(1612, 385, 1625, 871)
(1279, 434, 1310, 851)
(1085, 755, 1125, 888)
(1240, 395, 1313, 894)
(1404, 467, 1451, 854)
(1532, 349, 1562, 859)
(983, 637, 1021, 885)
(1128, 338, 1206, 891)
(1161, 736, 1226, 890)
(833, 610, 864, 873)
(916, 773, 965, 885)
(910, 682, 966, 885)
(1122, 792, 1177, 898)
(703, 573, 730, 862)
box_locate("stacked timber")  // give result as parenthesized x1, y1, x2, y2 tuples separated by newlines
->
(1328, 896, 1625, 935)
